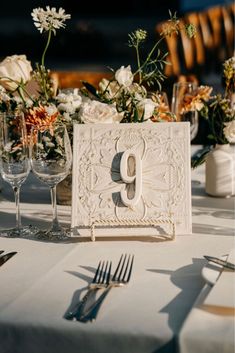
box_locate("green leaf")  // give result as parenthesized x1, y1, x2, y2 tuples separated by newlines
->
(207, 134, 215, 140)
(133, 108, 139, 123)
(82, 81, 99, 98)
(191, 146, 212, 169)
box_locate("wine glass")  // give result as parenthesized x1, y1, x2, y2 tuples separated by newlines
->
(171, 82, 199, 141)
(0, 111, 31, 237)
(30, 124, 72, 241)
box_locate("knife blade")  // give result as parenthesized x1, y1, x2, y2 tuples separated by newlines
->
(204, 255, 235, 271)
(0, 252, 17, 267)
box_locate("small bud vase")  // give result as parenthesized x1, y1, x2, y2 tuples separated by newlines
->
(205, 144, 235, 197)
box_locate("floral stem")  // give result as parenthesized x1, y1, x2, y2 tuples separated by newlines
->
(133, 36, 164, 84)
(0, 76, 35, 105)
(40, 29, 52, 102)
(136, 44, 142, 84)
(41, 29, 52, 69)
(16, 86, 26, 106)
(146, 37, 164, 63)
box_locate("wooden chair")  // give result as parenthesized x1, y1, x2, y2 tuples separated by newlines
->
(206, 5, 226, 63)
(156, 16, 203, 79)
(185, 12, 206, 68)
(198, 11, 214, 50)
(50, 70, 113, 90)
(221, 4, 235, 57)
(155, 23, 181, 77)
(155, 2, 234, 84)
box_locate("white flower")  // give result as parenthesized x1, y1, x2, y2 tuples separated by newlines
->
(45, 104, 58, 116)
(0, 86, 10, 101)
(31, 7, 71, 34)
(79, 99, 124, 124)
(137, 98, 157, 121)
(0, 55, 32, 91)
(14, 96, 33, 108)
(60, 112, 72, 123)
(115, 65, 133, 87)
(4, 142, 13, 153)
(223, 120, 235, 143)
(126, 83, 147, 100)
(56, 89, 82, 114)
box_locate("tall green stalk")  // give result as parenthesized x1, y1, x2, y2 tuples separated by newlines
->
(41, 29, 52, 69)
(40, 28, 52, 101)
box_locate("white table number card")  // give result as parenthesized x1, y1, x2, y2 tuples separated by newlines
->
(71, 122, 192, 240)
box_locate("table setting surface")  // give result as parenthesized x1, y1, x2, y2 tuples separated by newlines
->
(0, 147, 234, 353)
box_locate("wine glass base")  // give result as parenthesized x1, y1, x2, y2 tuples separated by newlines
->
(35, 228, 71, 242)
(0, 225, 41, 238)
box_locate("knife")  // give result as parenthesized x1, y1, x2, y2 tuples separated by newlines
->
(0, 252, 17, 267)
(204, 255, 235, 271)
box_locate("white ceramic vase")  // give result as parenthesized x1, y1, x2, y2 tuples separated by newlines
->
(205, 144, 235, 197)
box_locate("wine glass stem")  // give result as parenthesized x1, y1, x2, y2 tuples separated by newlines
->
(50, 185, 60, 231)
(13, 186, 21, 230)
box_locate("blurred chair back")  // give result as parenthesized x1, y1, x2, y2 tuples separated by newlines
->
(50, 70, 113, 90)
(155, 2, 234, 84)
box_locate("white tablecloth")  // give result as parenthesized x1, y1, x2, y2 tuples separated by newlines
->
(0, 156, 234, 353)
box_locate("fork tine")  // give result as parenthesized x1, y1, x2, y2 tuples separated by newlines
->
(92, 260, 102, 283)
(101, 261, 109, 283)
(122, 254, 131, 281)
(107, 261, 112, 284)
(112, 254, 124, 281)
(126, 255, 134, 282)
(97, 261, 105, 283)
(117, 254, 127, 281)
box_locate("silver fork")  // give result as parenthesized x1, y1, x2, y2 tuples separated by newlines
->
(66, 260, 112, 320)
(79, 253, 134, 322)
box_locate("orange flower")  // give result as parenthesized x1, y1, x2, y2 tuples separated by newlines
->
(25, 104, 59, 134)
(181, 85, 212, 113)
(150, 93, 176, 122)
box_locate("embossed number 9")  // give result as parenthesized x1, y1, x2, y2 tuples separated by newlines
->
(120, 150, 142, 207)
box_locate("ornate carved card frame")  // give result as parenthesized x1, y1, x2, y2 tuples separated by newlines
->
(71, 122, 192, 241)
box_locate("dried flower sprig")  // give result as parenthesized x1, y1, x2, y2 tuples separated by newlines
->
(128, 11, 196, 90)
(223, 56, 235, 96)
(201, 94, 235, 145)
(160, 11, 197, 38)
